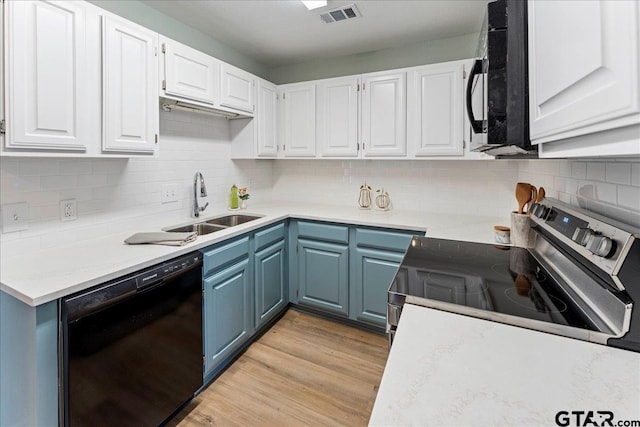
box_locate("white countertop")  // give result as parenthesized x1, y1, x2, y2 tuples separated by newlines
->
(0, 202, 508, 306)
(370, 304, 640, 427)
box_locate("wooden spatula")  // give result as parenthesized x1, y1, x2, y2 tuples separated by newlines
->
(515, 182, 531, 214)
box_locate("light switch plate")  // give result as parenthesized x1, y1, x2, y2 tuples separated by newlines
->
(1, 202, 29, 233)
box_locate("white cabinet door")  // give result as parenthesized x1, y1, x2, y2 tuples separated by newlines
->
(528, 0, 640, 145)
(221, 63, 255, 113)
(102, 15, 158, 153)
(317, 76, 359, 157)
(408, 62, 464, 156)
(5, 0, 89, 151)
(256, 80, 278, 157)
(161, 36, 219, 105)
(361, 71, 406, 157)
(281, 83, 316, 157)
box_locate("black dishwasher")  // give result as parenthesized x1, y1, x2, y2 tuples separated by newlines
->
(60, 251, 203, 427)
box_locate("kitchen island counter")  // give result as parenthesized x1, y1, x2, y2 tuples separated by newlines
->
(370, 303, 640, 426)
(0, 202, 507, 306)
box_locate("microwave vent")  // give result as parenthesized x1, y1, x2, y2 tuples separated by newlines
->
(320, 4, 361, 23)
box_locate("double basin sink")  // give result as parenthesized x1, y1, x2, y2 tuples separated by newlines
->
(165, 214, 262, 236)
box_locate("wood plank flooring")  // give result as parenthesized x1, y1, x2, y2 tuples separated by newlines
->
(168, 309, 389, 427)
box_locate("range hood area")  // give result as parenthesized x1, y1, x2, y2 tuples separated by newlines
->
(160, 99, 252, 120)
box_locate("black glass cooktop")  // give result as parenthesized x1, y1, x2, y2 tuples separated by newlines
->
(389, 237, 599, 331)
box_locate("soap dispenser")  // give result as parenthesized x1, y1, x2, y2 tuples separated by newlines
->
(230, 184, 239, 210)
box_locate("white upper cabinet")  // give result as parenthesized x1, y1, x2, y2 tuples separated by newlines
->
(317, 76, 360, 157)
(407, 61, 464, 157)
(5, 0, 89, 151)
(221, 63, 255, 113)
(280, 82, 316, 157)
(256, 80, 278, 157)
(160, 36, 220, 105)
(361, 70, 406, 157)
(102, 15, 158, 153)
(528, 0, 640, 157)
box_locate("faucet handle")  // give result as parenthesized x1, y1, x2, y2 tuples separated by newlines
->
(199, 202, 209, 212)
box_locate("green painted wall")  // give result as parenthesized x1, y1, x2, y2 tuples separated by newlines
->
(268, 33, 479, 84)
(88, 0, 477, 85)
(88, 0, 270, 79)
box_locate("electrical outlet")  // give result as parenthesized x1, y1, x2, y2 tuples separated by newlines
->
(60, 199, 77, 222)
(161, 184, 178, 204)
(1, 202, 29, 233)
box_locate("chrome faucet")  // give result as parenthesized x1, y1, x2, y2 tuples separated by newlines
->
(193, 172, 209, 217)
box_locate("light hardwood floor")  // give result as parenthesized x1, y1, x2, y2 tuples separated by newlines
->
(168, 309, 389, 426)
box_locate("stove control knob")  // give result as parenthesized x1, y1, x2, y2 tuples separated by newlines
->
(586, 235, 615, 258)
(572, 227, 595, 246)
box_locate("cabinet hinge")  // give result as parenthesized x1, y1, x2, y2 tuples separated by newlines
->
(155, 134, 158, 144)
(0, 120, 5, 135)
(463, 67, 467, 79)
(296, 244, 298, 253)
(283, 145, 286, 151)
(357, 143, 360, 151)
(462, 139, 466, 149)
(362, 83, 365, 91)
(162, 43, 166, 54)
(162, 80, 166, 90)
(283, 93, 286, 100)
(357, 83, 360, 91)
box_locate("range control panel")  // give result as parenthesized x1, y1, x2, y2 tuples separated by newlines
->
(530, 199, 639, 289)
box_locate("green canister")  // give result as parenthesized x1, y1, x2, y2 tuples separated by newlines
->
(230, 184, 239, 209)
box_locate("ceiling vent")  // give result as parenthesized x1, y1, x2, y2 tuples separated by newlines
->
(320, 4, 361, 24)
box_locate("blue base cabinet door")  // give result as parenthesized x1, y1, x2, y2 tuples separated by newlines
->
(255, 240, 286, 329)
(204, 258, 251, 376)
(297, 239, 349, 316)
(351, 247, 404, 326)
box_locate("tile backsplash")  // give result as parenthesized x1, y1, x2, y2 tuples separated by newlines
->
(2, 109, 639, 256)
(0, 109, 272, 254)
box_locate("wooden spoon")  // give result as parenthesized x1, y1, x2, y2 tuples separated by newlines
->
(515, 182, 531, 214)
(537, 187, 546, 202)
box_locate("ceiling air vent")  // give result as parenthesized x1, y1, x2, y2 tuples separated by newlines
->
(320, 4, 361, 24)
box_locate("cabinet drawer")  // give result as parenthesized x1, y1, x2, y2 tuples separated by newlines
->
(355, 228, 417, 252)
(202, 236, 250, 276)
(254, 222, 285, 252)
(297, 221, 349, 244)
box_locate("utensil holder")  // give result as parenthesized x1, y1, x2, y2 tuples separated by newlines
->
(510, 212, 533, 248)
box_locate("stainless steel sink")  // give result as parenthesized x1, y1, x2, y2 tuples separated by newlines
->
(165, 223, 227, 236)
(204, 214, 262, 227)
(164, 214, 262, 237)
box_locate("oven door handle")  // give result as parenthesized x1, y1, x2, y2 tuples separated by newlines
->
(466, 58, 485, 134)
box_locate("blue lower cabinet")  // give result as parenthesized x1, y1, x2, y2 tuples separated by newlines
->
(255, 240, 286, 329)
(350, 247, 404, 326)
(297, 238, 349, 316)
(203, 258, 251, 377)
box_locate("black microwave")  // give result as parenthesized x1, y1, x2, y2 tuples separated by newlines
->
(466, 0, 535, 156)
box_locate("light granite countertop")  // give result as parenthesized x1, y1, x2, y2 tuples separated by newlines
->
(369, 304, 640, 427)
(0, 202, 508, 306)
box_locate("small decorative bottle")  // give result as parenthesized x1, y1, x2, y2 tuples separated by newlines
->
(358, 182, 372, 209)
(230, 184, 239, 210)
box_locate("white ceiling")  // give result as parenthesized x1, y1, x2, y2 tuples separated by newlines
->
(142, 0, 490, 68)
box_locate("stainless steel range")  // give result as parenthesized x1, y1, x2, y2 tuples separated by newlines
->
(387, 198, 640, 352)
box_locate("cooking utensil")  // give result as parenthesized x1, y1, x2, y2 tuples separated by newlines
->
(525, 186, 537, 214)
(515, 182, 531, 215)
(537, 187, 546, 202)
